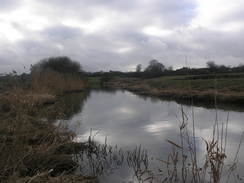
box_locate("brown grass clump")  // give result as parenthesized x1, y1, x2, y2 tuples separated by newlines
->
(0, 88, 96, 183)
(31, 69, 87, 95)
(24, 93, 56, 106)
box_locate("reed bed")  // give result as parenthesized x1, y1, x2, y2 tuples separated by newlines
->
(31, 69, 87, 95)
(0, 71, 95, 183)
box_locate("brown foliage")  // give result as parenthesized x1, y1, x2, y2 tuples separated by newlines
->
(0, 88, 94, 182)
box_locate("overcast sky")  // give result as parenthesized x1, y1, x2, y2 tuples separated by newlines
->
(0, 0, 244, 74)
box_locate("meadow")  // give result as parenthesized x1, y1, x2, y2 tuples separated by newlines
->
(106, 73, 244, 105)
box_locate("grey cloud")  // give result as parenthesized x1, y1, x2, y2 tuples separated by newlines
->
(0, 0, 21, 11)
(147, 1, 196, 27)
(41, 0, 135, 11)
(183, 28, 244, 62)
(43, 26, 83, 39)
(217, 5, 244, 24)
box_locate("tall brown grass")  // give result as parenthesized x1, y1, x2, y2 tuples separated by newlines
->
(31, 69, 87, 95)
(0, 76, 96, 182)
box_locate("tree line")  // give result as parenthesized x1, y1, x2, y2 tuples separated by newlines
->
(1, 57, 244, 85)
(87, 59, 244, 79)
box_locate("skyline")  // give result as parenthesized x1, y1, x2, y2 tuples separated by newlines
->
(0, 0, 244, 74)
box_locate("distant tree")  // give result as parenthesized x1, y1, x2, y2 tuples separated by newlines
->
(168, 66, 173, 71)
(144, 60, 165, 78)
(218, 65, 230, 73)
(32, 56, 83, 75)
(237, 64, 244, 72)
(174, 67, 189, 75)
(145, 60, 165, 72)
(206, 61, 218, 73)
(136, 64, 142, 73)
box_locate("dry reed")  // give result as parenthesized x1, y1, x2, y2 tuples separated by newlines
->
(31, 69, 87, 95)
(0, 87, 95, 182)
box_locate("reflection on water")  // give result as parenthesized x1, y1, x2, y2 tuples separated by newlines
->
(59, 88, 243, 182)
(40, 91, 90, 120)
(73, 131, 124, 177)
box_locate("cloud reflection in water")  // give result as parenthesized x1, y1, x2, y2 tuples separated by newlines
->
(66, 89, 244, 182)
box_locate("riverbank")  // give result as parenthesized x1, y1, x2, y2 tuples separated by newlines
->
(0, 88, 98, 183)
(106, 75, 244, 105)
(0, 68, 98, 182)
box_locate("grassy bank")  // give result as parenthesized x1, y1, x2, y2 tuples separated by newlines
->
(87, 77, 102, 88)
(106, 74, 244, 105)
(0, 71, 97, 182)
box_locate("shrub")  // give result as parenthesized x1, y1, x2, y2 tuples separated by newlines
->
(30, 56, 87, 94)
(32, 56, 83, 75)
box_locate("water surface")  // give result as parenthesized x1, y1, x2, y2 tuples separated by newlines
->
(63, 88, 244, 182)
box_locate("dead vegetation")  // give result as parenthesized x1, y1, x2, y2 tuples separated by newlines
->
(0, 88, 97, 182)
(30, 69, 87, 95)
(0, 67, 96, 183)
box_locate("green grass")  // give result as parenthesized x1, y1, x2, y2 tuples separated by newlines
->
(88, 76, 120, 86)
(88, 77, 101, 83)
(106, 73, 244, 104)
(149, 74, 244, 92)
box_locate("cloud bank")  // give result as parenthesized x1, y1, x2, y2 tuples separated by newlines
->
(0, 0, 243, 73)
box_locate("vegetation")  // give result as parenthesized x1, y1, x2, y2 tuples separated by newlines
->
(30, 56, 87, 94)
(31, 69, 87, 94)
(106, 74, 244, 105)
(144, 59, 166, 78)
(0, 87, 100, 182)
(86, 60, 244, 79)
(32, 56, 83, 75)
(0, 57, 96, 182)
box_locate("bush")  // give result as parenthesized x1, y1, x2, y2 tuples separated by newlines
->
(32, 56, 83, 75)
(30, 56, 87, 94)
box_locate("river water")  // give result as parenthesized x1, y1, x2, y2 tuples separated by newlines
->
(56, 88, 244, 182)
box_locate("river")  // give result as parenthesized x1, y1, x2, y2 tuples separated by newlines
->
(55, 88, 244, 183)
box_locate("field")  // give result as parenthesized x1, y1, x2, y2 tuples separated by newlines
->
(106, 73, 244, 105)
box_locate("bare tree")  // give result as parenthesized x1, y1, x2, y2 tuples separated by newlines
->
(136, 64, 142, 72)
(206, 61, 217, 73)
